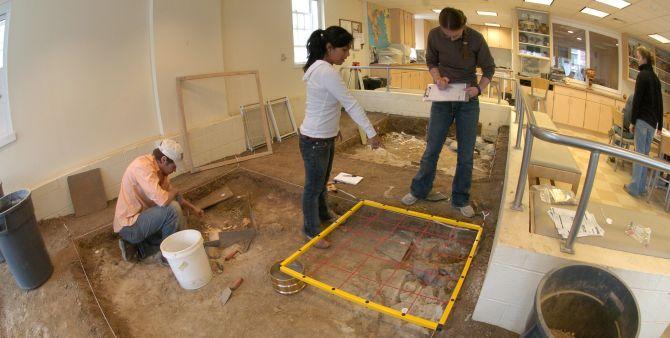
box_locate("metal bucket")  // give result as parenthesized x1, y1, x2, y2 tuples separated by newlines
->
(270, 260, 306, 295)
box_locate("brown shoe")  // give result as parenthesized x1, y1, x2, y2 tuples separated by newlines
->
(305, 235, 331, 249)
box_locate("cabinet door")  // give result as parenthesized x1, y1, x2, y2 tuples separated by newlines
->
(499, 28, 512, 49)
(568, 97, 586, 127)
(401, 71, 411, 89)
(553, 94, 570, 124)
(584, 100, 601, 131)
(409, 72, 422, 89)
(422, 71, 433, 88)
(598, 104, 614, 133)
(546, 90, 554, 118)
(487, 28, 501, 48)
(390, 70, 402, 88)
(389, 9, 404, 44)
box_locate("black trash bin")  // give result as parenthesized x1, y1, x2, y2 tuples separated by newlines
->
(0, 189, 53, 289)
(523, 263, 639, 338)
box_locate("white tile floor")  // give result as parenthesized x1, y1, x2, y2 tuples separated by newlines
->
(552, 124, 670, 219)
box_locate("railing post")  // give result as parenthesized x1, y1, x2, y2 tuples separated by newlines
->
(515, 93, 524, 150)
(561, 151, 600, 254)
(386, 66, 390, 92)
(511, 124, 534, 211)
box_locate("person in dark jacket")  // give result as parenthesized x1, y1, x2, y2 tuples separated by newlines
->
(624, 46, 664, 197)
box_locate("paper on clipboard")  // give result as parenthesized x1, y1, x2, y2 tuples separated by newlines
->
(423, 83, 468, 102)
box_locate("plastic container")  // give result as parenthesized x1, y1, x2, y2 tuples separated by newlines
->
(160, 229, 212, 290)
(0, 189, 54, 289)
(523, 263, 639, 338)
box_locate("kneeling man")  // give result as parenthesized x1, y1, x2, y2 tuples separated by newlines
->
(113, 139, 203, 262)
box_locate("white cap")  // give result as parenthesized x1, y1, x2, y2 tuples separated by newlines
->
(157, 139, 183, 163)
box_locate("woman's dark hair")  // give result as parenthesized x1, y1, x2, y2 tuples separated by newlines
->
(303, 26, 354, 72)
(438, 7, 471, 59)
(439, 7, 467, 30)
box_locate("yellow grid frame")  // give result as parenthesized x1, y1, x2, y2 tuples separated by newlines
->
(280, 200, 483, 331)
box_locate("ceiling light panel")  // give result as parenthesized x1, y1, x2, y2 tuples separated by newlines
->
(595, 0, 631, 9)
(523, 0, 554, 5)
(581, 7, 610, 18)
(477, 11, 498, 16)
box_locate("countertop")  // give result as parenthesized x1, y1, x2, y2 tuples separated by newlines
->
(517, 75, 624, 101)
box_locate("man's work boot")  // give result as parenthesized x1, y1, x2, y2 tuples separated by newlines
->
(118, 238, 138, 262)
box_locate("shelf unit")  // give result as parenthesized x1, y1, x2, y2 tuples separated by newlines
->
(516, 8, 551, 76)
(519, 42, 550, 48)
(519, 30, 550, 37)
(519, 53, 550, 60)
(622, 33, 670, 96)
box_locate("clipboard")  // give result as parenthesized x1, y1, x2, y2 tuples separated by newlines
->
(423, 83, 468, 102)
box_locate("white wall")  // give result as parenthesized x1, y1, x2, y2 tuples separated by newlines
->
(153, 0, 227, 134)
(0, 0, 159, 194)
(0, 0, 238, 219)
(415, 19, 425, 50)
(220, 0, 369, 124)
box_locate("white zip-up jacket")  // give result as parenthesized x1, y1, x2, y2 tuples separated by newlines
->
(300, 60, 377, 139)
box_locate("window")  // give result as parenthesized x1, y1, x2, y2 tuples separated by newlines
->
(589, 32, 619, 90)
(552, 23, 587, 82)
(291, 0, 323, 65)
(0, 2, 13, 148)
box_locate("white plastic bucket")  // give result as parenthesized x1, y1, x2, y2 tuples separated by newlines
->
(160, 229, 212, 290)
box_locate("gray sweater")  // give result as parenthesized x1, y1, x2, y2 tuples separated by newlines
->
(426, 26, 496, 87)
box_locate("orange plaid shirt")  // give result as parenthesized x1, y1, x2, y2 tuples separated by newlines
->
(113, 154, 171, 232)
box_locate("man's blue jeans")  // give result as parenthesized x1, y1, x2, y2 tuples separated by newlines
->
(299, 136, 335, 237)
(626, 119, 656, 196)
(410, 99, 480, 207)
(119, 201, 184, 258)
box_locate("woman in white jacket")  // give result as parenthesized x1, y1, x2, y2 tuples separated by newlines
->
(300, 26, 381, 249)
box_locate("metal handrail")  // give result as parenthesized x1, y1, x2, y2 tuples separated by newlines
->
(511, 79, 670, 253)
(339, 64, 514, 104)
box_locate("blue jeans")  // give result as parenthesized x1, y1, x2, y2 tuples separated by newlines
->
(299, 136, 335, 237)
(626, 120, 655, 196)
(119, 201, 184, 258)
(410, 99, 480, 207)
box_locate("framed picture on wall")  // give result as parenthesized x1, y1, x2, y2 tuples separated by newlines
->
(340, 19, 364, 51)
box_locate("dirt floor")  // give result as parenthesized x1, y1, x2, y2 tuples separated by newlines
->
(0, 112, 516, 337)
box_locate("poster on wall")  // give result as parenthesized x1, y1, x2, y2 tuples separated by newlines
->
(366, 3, 390, 49)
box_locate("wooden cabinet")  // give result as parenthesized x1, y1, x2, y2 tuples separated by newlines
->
(553, 93, 570, 124)
(390, 70, 402, 89)
(584, 100, 601, 131)
(389, 9, 415, 47)
(471, 25, 512, 50)
(499, 28, 512, 49)
(546, 90, 554, 118)
(551, 85, 623, 133)
(568, 97, 586, 127)
(598, 105, 613, 133)
(409, 71, 422, 89)
(423, 20, 438, 48)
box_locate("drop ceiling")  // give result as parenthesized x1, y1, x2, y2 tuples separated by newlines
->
(368, 0, 670, 48)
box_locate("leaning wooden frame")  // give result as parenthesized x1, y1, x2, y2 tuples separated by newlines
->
(176, 70, 273, 173)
